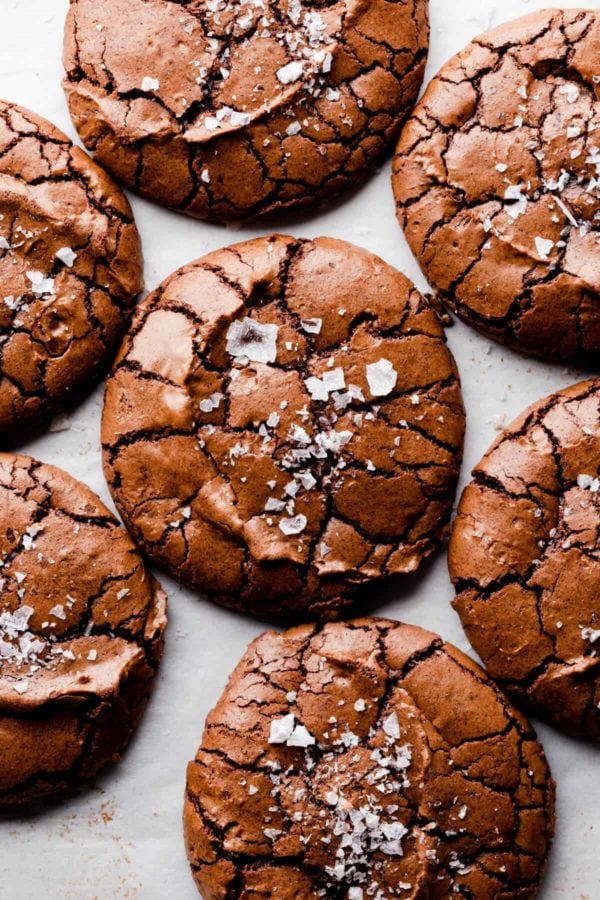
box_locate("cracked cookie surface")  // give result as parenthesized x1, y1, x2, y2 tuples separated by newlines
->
(102, 235, 465, 620)
(0, 101, 143, 440)
(0, 453, 167, 807)
(63, 0, 429, 222)
(184, 617, 555, 899)
(449, 380, 600, 739)
(392, 8, 600, 363)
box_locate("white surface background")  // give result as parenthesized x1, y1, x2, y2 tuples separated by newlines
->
(0, 0, 598, 897)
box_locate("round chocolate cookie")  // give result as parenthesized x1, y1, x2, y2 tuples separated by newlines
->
(449, 380, 600, 739)
(392, 8, 600, 363)
(102, 235, 465, 619)
(0, 100, 143, 440)
(184, 617, 555, 899)
(0, 454, 167, 806)
(63, 0, 429, 222)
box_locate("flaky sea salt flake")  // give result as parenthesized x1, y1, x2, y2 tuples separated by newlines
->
(56, 247, 77, 267)
(287, 724, 316, 747)
(26, 271, 54, 295)
(199, 392, 224, 413)
(305, 376, 328, 401)
(534, 236, 554, 259)
(382, 711, 400, 740)
(142, 76, 160, 91)
(277, 61, 304, 85)
(49, 604, 66, 620)
(226, 317, 278, 364)
(504, 184, 528, 219)
(279, 514, 307, 536)
(581, 625, 600, 643)
(577, 473, 600, 492)
(559, 83, 580, 104)
(322, 368, 345, 392)
(269, 713, 295, 744)
(366, 359, 397, 397)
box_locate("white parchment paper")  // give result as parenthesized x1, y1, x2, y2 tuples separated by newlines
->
(0, 0, 598, 897)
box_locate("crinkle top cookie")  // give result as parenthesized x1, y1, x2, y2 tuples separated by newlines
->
(102, 235, 465, 619)
(0, 101, 143, 439)
(393, 8, 600, 363)
(184, 617, 555, 899)
(450, 379, 600, 739)
(63, 0, 429, 221)
(0, 453, 166, 806)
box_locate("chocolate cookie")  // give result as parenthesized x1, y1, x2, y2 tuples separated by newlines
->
(0, 454, 167, 806)
(102, 235, 465, 619)
(0, 101, 143, 440)
(392, 8, 600, 363)
(63, 0, 429, 222)
(184, 617, 555, 899)
(449, 380, 600, 739)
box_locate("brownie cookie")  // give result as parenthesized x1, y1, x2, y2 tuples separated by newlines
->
(63, 0, 429, 222)
(184, 617, 555, 899)
(0, 101, 143, 440)
(392, 9, 600, 363)
(449, 380, 600, 739)
(102, 235, 465, 619)
(0, 454, 167, 806)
